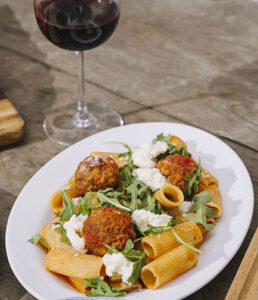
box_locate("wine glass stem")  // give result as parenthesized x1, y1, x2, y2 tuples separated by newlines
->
(74, 51, 91, 128)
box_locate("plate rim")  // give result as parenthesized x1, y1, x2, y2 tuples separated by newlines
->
(5, 122, 254, 300)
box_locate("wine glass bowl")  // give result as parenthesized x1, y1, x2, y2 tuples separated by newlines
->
(35, 0, 120, 51)
(34, 0, 123, 146)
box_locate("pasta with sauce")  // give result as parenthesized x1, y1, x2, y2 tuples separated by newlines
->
(29, 133, 222, 297)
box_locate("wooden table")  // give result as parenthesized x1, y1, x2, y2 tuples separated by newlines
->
(0, 0, 257, 299)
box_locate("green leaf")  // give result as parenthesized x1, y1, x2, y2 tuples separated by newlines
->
(184, 160, 202, 197)
(77, 192, 92, 215)
(54, 222, 72, 246)
(105, 141, 133, 165)
(97, 190, 132, 212)
(96, 164, 164, 215)
(143, 219, 182, 235)
(152, 133, 171, 144)
(123, 248, 146, 286)
(28, 234, 51, 251)
(144, 190, 165, 214)
(77, 191, 101, 215)
(186, 191, 217, 231)
(120, 165, 133, 187)
(59, 190, 76, 221)
(104, 240, 146, 286)
(156, 143, 192, 161)
(123, 239, 134, 252)
(171, 228, 205, 254)
(83, 277, 126, 297)
(104, 243, 120, 254)
(105, 142, 136, 189)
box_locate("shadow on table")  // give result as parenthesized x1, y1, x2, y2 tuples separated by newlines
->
(0, 189, 27, 298)
(0, 5, 57, 148)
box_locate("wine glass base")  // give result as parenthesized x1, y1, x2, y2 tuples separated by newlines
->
(43, 102, 124, 146)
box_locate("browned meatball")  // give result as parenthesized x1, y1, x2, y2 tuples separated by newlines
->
(156, 154, 198, 191)
(75, 156, 120, 196)
(82, 207, 136, 256)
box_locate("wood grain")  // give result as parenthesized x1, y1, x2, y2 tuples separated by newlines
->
(0, 0, 258, 149)
(0, 0, 257, 299)
(226, 228, 258, 300)
(0, 98, 24, 147)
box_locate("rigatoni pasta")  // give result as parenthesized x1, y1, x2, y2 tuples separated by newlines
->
(69, 277, 90, 294)
(45, 248, 105, 278)
(141, 221, 203, 259)
(50, 175, 77, 214)
(40, 218, 72, 251)
(29, 132, 222, 297)
(154, 184, 184, 209)
(141, 243, 198, 289)
(206, 184, 222, 217)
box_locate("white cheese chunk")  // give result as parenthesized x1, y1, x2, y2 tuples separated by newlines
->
(133, 167, 167, 191)
(132, 142, 168, 168)
(103, 252, 134, 285)
(132, 209, 172, 232)
(72, 197, 80, 206)
(63, 214, 88, 251)
(180, 201, 194, 214)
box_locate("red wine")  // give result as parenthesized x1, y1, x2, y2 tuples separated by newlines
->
(35, 0, 120, 51)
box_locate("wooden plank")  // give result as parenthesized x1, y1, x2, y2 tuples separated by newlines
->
(0, 46, 142, 147)
(1, 0, 258, 149)
(225, 228, 258, 300)
(0, 96, 24, 147)
(156, 95, 258, 151)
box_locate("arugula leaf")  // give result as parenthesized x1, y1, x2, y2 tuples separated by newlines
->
(83, 276, 126, 297)
(143, 192, 165, 214)
(184, 161, 202, 197)
(186, 191, 217, 231)
(106, 141, 137, 188)
(121, 241, 146, 286)
(97, 190, 132, 212)
(105, 141, 133, 165)
(123, 248, 146, 286)
(156, 143, 192, 161)
(119, 165, 134, 188)
(59, 190, 76, 221)
(152, 133, 171, 144)
(77, 191, 101, 215)
(171, 228, 205, 254)
(104, 240, 146, 286)
(98, 177, 165, 215)
(123, 239, 134, 252)
(152, 133, 191, 161)
(125, 182, 138, 212)
(77, 192, 92, 215)
(28, 234, 50, 251)
(104, 243, 120, 254)
(54, 222, 72, 246)
(143, 219, 183, 235)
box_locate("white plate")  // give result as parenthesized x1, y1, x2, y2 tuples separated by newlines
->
(6, 122, 254, 300)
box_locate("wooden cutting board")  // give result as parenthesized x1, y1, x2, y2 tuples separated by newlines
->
(225, 228, 258, 300)
(0, 89, 24, 147)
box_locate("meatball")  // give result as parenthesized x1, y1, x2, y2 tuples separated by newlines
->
(75, 156, 120, 196)
(82, 207, 136, 256)
(156, 154, 198, 191)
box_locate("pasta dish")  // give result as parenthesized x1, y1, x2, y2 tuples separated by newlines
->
(29, 133, 222, 296)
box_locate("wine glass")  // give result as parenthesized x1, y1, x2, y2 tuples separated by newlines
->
(34, 0, 123, 146)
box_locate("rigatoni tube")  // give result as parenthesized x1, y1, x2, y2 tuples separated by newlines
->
(154, 184, 184, 209)
(141, 221, 202, 259)
(141, 243, 198, 289)
(45, 247, 105, 278)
